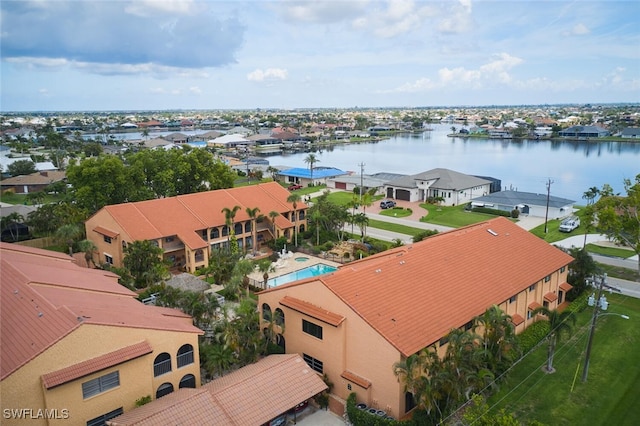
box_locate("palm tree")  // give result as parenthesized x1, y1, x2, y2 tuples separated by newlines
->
(286, 193, 302, 246)
(221, 205, 241, 254)
(310, 208, 324, 246)
(1, 212, 24, 241)
(303, 153, 319, 186)
(55, 223, 83, 257)
(256, 258, 275, 288)
(532, 306, 576, 373)
(473, 305, 519, 375)
(77, 239, 98, 268)
(245, 206, 262, 255)
(268, 210, 280, 239)
(234, 259, 255, 297)
(582, 186, 599, 247)
(360, 192, 373, 214)
(353, 212, 369, 241)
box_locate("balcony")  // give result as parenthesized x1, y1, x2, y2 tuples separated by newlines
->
(177, 350, 194, 368)
(153, 358, 172, 377)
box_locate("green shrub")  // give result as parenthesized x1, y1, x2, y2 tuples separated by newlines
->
(517, 320, 550, 354)
(511, 209, 520, 218)
(472, 207, 512, 217)
(564, 291, 590, 314)
(413, 229, 439, 243)
(135, 395, 152, 407)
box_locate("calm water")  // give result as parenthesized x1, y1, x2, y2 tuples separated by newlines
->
(268, 263, 337, 287)
(261, 124, 640, 202)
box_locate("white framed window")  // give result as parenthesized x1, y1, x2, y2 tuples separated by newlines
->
(82, 371, 119, 399)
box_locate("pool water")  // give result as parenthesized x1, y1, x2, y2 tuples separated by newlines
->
(295, 257, 309, 262)
(268, 264, 337, 287)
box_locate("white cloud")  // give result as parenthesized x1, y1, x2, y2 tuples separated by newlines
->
(189, 86, 202, 95)
(353, 0, 437, 38)
(563, 23, 590, 36)
(247, 68, 289, 82)
(437, 0, 473, 34)
(38, 88, 50, 96)
(125, 0, 197, 17)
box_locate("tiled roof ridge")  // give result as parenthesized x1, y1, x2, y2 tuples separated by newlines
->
(207, 354, 296, 393)
(83, 315, 204, 335)
(106, 202, 160, 240)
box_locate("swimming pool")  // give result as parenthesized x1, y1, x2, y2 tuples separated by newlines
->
(268, 264, 337, 287)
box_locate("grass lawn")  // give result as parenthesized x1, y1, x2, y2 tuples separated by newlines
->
(419, 203, 500, 227)
(596, 263, 640, 282)
(488, 293, 640, 425)
(379, 206, 412, 218)
(0, 192, 65, 205)
(320, 191, 383, 207)
(586, 243, 636, 259)
(367, 219, 428, 237)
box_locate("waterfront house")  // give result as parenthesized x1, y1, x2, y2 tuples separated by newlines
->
(84, 182, 307, 272)
(0, 243, 203, 426)
(278, 167, 349, 188)
(558, 125, 609, 138)
(620, 127, 640, 138)
(257, 217, 574, 418)
(471, 190, 575, 219)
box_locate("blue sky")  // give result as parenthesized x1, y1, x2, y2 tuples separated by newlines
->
(1, 0, 638, 111)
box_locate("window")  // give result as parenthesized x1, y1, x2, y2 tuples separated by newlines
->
(104, 254, 113, 265)
(245, 222, 251, 233)
(103, 235, 112, 244)
(156, 382, 174, 399)
(122, 241, 127, 249)
(275, 308, 285, 326)
(527, 310, 534, 320)
(463, 320, 473, 331)
(86, 407, 123, 426)
(211, 228, 220, 239)
(439, 335, 449, 347)
(165, 236, 174, 243)
(509, 295, 517, 304)
(234, 223, 243, 235)
(194, 249, 204, 262)
(262, 303, 272, 322)
(153, 352, 172, 377)
(222, 226, 229, 237)
(560, 266, 566, 273)
(179, 374, 196, 389)
(299, 210, 305, 220)
(303, 353, 323, 374)
(82, 371, 120, 399)
(302, 319, 323, 339)
(544, 275, 551, 282)
(543, 301, 549, 308)
(177, 344, 194, 368)
(529, 284, 536, 292)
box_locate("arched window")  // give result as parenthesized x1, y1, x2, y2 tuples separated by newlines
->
(278, 335, 285, 352)
(156, 382, 174, 399)
(210, 228, 220, 239)
(177, 344, 194, 368)
(153, 353, 172, 377)
(299, 210, 305, 220)
(222, 226, 229, 237)
(298, 224, 305, 233)
(179, 374, 196, 389)
(262, 303, 272, 321)
(275, 308, 285, 327)
(245, 222, 251, 233)
(234, 223, 243, 235)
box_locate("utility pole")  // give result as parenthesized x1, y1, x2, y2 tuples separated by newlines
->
(544, 178, 553, 233)
(582, 274, 605, 382)
(358, 162, 365, 202)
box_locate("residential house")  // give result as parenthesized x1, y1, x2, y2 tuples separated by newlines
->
(327, 172, 404, 195)
(84, 182, 307, 272)
(278, 167, 349, 188)
(0, 243, 203, 426)
(620, 127, 640, 138)
(0, 170, 66, 194)
(558, 125, 609, 138)
(384, 168, 493, 206)
(106, 354, 327, 426)
(258, 217, 574, 419)
(209, 133, 250, 149)
(471, 190, 575, 219)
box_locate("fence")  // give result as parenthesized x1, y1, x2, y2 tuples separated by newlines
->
(15, 236, 56, 249)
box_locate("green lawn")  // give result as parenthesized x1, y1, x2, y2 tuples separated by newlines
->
(585, 243, 636, 259)
(0, 192, 65, 205)
(367, 219, 428, 237)
(488, 293, 640, 425)
(379, 206, 412, 218)
(419, 203, 500, 227)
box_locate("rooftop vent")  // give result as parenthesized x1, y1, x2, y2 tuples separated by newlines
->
(487, 229, 498, 236)
(375, 269, 382, 273)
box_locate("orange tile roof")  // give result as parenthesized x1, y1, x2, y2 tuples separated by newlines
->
(544, 292, 558, 302)
(0, 243, 202, 381)
(280, 296, 345, 326)
(108, 354, 327, 426)
(511, 314, 525, 326)
(528, 301, 542, 310)
(559, 282, 573, 292)
(341, 370, 371, 389)
(97, 182, 299, 249)
(42, 341, 152, 389)
(263, 217, 573, 357)
(93, 226, 119, 238)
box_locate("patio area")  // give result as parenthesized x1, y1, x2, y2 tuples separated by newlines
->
(248, 252, 341, 289)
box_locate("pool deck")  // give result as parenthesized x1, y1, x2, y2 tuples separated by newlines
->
(248, 253, 341, 285)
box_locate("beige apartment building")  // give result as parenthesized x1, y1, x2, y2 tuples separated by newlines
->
(258, 217, 574, 419)
(0, 243, 203, 425)
(84, 182, 307, 273)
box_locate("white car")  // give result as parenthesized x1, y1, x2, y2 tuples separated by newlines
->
(559, 217, 580, 232)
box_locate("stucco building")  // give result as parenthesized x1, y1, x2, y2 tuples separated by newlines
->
(0, 243, 203, 426)
(257, 217, 573, 419)
(85, 182, 307, 273)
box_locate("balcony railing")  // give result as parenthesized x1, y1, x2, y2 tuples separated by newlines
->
(177, 350, 195, 368)
(153, 359, 172, 377)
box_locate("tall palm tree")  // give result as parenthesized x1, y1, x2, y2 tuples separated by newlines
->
(303, 153, 319, 186)
(582, 186, 599, 247)
(361, 192, 373, 214)
(268, 210, 280, 239)
(245, 206, 262, 255)
(310, 208, 324, 246)
(55, 223, 83, 257)
(473, 305, 518, 375)
(286, 193, 302, 246)
(1, 212, 24, 241)
(256, 259, 275, 288)
(353, 212, 369, 241)
(221, 205, 241, 254)
(77, 239, 98, 268)
(532, 306, 576, 373)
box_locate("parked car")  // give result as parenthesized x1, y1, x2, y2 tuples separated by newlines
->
(288, 184, 303, 191)
(268, 414, 287, 426)
(380, 200, 396, 209)
(559, 217, 580, 232)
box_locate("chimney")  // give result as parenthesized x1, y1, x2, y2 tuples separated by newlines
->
(40, 171, 48, 177)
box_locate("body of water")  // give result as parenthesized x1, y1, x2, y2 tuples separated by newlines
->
(268, 263, 337, 287)
(261, 124, 640, 202)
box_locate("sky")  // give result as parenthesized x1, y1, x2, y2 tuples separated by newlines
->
(1, 0, 639, 112)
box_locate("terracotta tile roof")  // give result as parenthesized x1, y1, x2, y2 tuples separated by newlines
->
(264, 217, 573, 357)
(341, 370, 371, 389)
(528, 301, 542, 310)
(511, 314, 525, 326)
(559, 282, 573, 292)
(108, 354, 327, 426)
(97, 182, 299, 248)
(93, 226, 119, 238)
(0, 243, 202, 381)
(544, 292, 558, 302)
(280, 296, 345, 326)
(42, 341, 152, 389)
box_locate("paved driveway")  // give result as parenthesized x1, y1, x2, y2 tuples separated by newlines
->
(293, 409, 345, 425)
